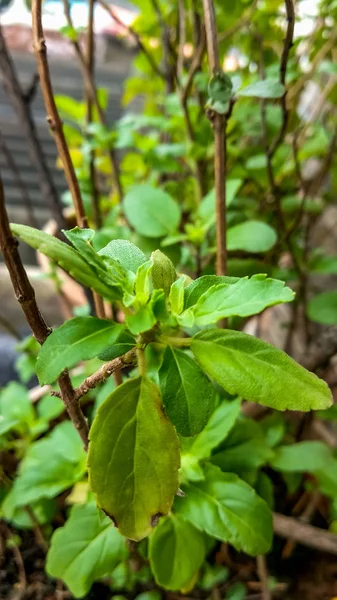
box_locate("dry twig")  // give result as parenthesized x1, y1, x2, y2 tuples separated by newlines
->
(52, 348, 136, 400)
(61, 0, 122, 200)
(273, 512, 337, 555)
(202, 0, 227, 276)
(0, 178, 89, 448)
(31, 0, 88, 228)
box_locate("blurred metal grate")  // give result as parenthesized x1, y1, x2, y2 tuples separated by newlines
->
(0, 42, 134, 230)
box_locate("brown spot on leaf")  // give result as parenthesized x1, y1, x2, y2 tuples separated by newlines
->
(150, 512, 164, 528)
(102, 508, 118, 528)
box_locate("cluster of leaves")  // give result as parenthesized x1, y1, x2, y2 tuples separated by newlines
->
(2, 0, 337, 597)
(0, 227, 333, 597)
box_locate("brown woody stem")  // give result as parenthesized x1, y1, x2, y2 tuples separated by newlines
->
(52, 349, 136, 400)
(62, 0, 122, 201)
(0, 178, 89, 449)
(31, 0, 88, 228)
(203, 0, 227, 276)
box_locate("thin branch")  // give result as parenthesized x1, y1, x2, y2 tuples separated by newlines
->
(0, 26, 65, 229)
(307, 127, 337, 197)
(0, 130, 38, 228)
(203, 0, 227, 276)
(256, 556, 271, 600)
(98, 0, 165, 79)
(269, 0, 295, 156)
(61, 0, 123, 200)
(52, 348, 136, 400)
(85, 0, 101, 230)
(273, 512, 337, 555)
(151, 0, 176, 93)
(31, 0, 88, 228)
(0, 177, 89, 448)
(281, 491, 321, 559)
(181, 25, 206, 105)
(25, 506, 48, 552)
(3, 523, 27, 592)
(288, 26, 337, 103)
(177, 0, 186, 81)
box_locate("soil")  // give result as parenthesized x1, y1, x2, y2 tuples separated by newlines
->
(1, 526, 337, 600)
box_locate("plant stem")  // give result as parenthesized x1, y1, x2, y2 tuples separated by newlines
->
(31, 0, 88, 228)
(51, 348, 137, 399)
(202, 0, 227, 276)
(269, 0, 295, 156)
(98, 0, 164, 79)
(85, 0, 101, 229)
(137, 347, 146, 376)
(62, 0, 123, 201)
(0, 177, 89, 449)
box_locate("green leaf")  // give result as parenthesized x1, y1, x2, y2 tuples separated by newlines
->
(307, 291, 337, 325)
(175, 464, 272, 555)
(98, 329, 136, 361)
(226, 582, 247, 600)
(63, 227, 128, 291)
(191, 329, 332, 411)
(151, 250, 177, 296)
(36, 317, 125, 385)
(198, 180, 242, 224)
(318, 60, 337, 75)
(237, 79, 285, 98)
(270, 441, 332, 472)
(209, 72, 233, 103)
(37, 393, 64, 422)
(169, 276, 186, 315)
(184, 275, 239, 309)
(3, 498, 56, 530)
(211, 419, 274, 474)
(309, 254, 337, 275)
(10, 224, 117, 300)
(87, 377, 180, 541)
(54, 95, 86, 120)
(98, 239, 147, 274)
(3, 422, 86, 509)
(123, 185, 181, 238)
(15, 353, 36, 383)
(207, 72, 233, 113)
(315, 459, 337, 498)
(149, 514, 206, 591)
(190, 399, 241, 459)
(199, 564, 229, 590)
(227, 221, 277, 253)
(47, 503, 127, 598)
(126, 305, 157, 335)
(159, 347, 214, 436)
(180, 275, 294, 327)
(0, 382, 34, 436)
(260, 413, 286, 448)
